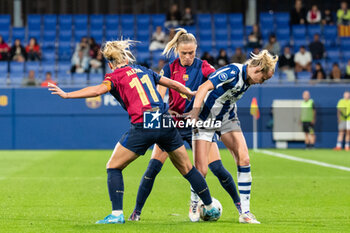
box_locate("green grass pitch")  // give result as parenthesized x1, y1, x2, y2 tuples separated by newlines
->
(0, 149, 349, 233)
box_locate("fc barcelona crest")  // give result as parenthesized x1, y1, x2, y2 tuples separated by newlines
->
(183, 74, 189, 81)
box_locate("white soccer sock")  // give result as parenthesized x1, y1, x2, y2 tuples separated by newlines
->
(337, 141, 342, 148)
(112, 210, 123, 216)
(237, 165, 252, 214)
(190, 186, 200, 202)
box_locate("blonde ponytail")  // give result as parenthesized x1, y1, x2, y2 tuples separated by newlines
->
(101, 39, 136, 67)
(163, 28, 197, 57)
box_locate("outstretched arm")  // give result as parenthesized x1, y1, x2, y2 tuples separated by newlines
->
(158, 76, 195, 100)
(48, 83, 109, 99)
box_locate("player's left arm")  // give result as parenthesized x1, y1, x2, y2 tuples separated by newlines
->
(48, 83, 109, 99)
(158, 77, 195, 100)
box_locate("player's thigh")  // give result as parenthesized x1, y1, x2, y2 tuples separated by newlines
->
(208, 142, 221, 164)
(167, 145, 193, 175)
(151, 144, 169, 164)
(221, 130, 249, 166)
(107, 142, 139, 170)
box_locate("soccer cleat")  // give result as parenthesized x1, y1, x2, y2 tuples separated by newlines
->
(202, 206, 221, 221)
(95, 214, 125, 224)
(188, 200, 200, 222)
(345, 146, 349, 151)
(239, 211, 260, 224)
(333, 146, 342, 151)
(128, 210, 141, 221)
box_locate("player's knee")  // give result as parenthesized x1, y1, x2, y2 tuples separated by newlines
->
(239, 156, 250, 166)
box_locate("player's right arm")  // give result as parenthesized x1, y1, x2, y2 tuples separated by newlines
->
(187, 80, 214, 121)
(48, 83, 109, 99)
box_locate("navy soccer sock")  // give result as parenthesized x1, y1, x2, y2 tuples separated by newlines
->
(209, 160, 242, 214)
(134, 159, 163, 213)
(184, 167, 212, 205)
(107, 168, 124, 211)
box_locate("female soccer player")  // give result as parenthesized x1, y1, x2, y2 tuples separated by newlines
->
(187, 50, 278, 224)
(48, 39, 220, 224)
(129, 28, 241, 222)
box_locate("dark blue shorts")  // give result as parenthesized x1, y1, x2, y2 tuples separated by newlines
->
(177, 127, 193, 148)
(119, 123, 184, 155)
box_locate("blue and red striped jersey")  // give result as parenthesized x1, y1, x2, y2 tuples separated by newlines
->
(161, 57, 215, 115)
(103, 64, 168, 124)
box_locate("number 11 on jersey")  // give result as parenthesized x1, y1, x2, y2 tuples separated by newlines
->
(129, 74, 159, 106)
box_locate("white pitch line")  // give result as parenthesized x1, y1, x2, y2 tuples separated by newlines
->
(257, 149, 350, 172)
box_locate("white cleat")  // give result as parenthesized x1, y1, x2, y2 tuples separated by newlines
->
(239, 211, 260, 224)
(188, 200, 200, 222)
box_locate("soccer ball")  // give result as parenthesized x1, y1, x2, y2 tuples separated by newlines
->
(198, 197, 223, 221)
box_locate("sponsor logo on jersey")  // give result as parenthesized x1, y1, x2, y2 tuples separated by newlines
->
(86, 96, 102, 109)
(219, 73, 228, 81)
(0, 95, 8, 107)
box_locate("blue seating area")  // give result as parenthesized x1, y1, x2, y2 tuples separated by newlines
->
(0, 12, 348, 86)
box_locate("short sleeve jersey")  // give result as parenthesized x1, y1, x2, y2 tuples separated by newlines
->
(161, 57, 215, 115)
(337, 98, 350, 122)
(103, 64, 168, 124)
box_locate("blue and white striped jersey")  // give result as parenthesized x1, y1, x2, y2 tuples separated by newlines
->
(199, 63, 250, 122)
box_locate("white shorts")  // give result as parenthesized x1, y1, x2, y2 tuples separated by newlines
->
(338, 121, 350, 131)
(192, 119, 242, 142)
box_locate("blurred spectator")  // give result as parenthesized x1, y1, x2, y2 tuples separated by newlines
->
(0, 35, 9, 61)
(153, 58, 166, 74)
(263, 34, 281, 56)
(89, 51, 104, 74)
(252, 47, 261, 55)
(74, 37, 90, 57)
(22, 70, 39, 86)
(201, 52, 215, 66)
(25, 37, 41, 61)
(294, 45, 312, 72)
(10, 39, 27, 62)
(88, 37, 100, 59)
(279, 46, 296, 81)
(290, 0, 307, 25)
(309, 34, 325, 60)
(337, 1, 350, 25)
(149, 26, 166, 51)
(71, 49, 90, 73)
(181, 7, 195, 26)
(166, 28, 176, 43)
(165, 4, 181, 28)
(41, 72, 57, 87)
(307, 5, 321, 24)
(322, 9, 335, 25)
(230, 47, 247, 64)
(247, 24, 262, 49)
(311, 62, 326, 80)
(330, 63, 342, 80)
(216, 49, 229, 68)
(345, 60, 350, 79)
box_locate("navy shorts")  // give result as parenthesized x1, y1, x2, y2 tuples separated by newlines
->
(119, 123, 184, 155)
(177, 127, 193, 148)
